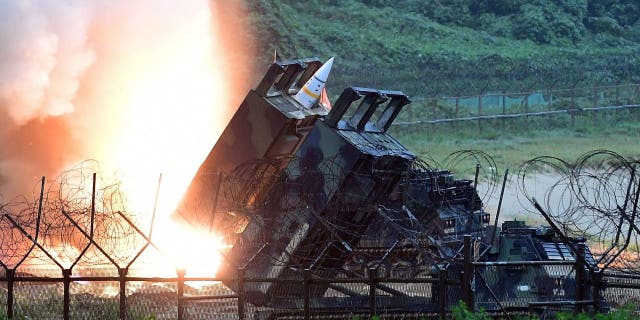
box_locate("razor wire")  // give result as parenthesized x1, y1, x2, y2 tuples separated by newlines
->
(418, 150, 500, 204)
(4, 151, 640, 317)
(0, 160, 150, 270)
(0, 150, 496, 279)
(216, 150, 495, 279)
(517, 150, 640, 272)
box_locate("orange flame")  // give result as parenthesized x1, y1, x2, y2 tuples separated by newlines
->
(1, 1, 255, 279)
(89, 2, 253, 278)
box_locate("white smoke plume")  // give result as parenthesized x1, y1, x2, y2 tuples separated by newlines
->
(0, 0, 255, 199)
(0, 1, 94, 125)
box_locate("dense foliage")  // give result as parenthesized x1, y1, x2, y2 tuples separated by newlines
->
(245, 0, 640, 96)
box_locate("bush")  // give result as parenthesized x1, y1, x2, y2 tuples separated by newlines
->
(453, 300, 637, 320)
(452, 301, 491, 320)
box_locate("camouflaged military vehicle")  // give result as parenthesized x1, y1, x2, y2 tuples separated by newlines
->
(175, 57, 602, 314)
(476, 219, 605, 312)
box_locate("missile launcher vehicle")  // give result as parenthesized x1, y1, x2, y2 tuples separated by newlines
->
(175, 58, 331, 239)
(176, 57, 606, 315)
(476, 220, 607, 313)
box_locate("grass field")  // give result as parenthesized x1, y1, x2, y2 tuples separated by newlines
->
(248, 1, 640, 98)
(393, 115, 640, 173)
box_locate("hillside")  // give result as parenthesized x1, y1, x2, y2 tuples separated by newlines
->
(245, 0, 640, 96)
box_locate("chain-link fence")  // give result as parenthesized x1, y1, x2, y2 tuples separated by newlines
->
(392, 83, 640, 136)
(2, 112, 640, 319)
(3, 234, 640, 319)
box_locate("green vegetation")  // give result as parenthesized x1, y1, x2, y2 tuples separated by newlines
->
(0, 294, 157, 320)
(392, 114, 640, 171)
(246, 1, 640, 167)
(453, 301, 492, 320)
(246, 0, 640, 96)
(453, 301, 638, 319)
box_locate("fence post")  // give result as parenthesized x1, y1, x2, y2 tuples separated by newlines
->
(477, 95, 482, 133)
(431, 98, 437, 137)
(369, 267, 377, 317)
(454, 96, 460, 130)
(592, 270, 602, 313)
(524, 94, 529, 131)
(462, 235, 474, 311)
(177, 268, 185, 320)
(575, 243, 585, 314)
(593, 86, 599, 126)
(431, 97, 437, 120)
(6, 269, 14, 319)
(237, 267, 245, 320)
(304, 269, 311, 320)
(438, 267, 447, 319)
(548, 89, 554, 130)
(118, 268, 127, 320)
(636, 84, 640, 121)
(569, 108, 576, 128)
(63, 269, 71, 320)
(501, 93, 506, 130)
(571, 87, 577, 128)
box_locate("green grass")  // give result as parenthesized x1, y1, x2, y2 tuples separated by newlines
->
(247, 0, 640, 97)
(244, 0, 640, 156)
(453, 301, 638, 320)
(393, 115, 640, 172)
(0, 296, 157, 320)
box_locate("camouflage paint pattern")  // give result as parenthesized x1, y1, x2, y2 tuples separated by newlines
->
(169, 57, 605, 313)
(476, 221, 599, 311)
(174, 58, 330, 234)
(219, 87, 415, 305)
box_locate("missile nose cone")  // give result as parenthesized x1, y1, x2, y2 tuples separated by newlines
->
(293, 57, 334, 109)
(314, 57, 334, 83)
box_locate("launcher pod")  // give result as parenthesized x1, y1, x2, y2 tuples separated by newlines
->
(175, 58, 330, 235)
(219, 88, 413, 306)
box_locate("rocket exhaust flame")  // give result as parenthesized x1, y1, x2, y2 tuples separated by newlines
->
(0, 0, 255, 277)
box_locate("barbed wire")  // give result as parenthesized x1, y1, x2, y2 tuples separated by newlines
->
(517, 150, 640, 272)
(0, 160, 148, 269)
(214, 150, 494, 277)
(0, 148, 550, 280)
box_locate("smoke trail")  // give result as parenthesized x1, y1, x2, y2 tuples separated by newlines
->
(0, 1, 94, 196)
(0, 1, 94, 124)
(0, 0, 255, 199)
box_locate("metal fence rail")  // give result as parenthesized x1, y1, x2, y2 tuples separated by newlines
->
(2, 83, 640, 319)
(394, 104, 640, 125)
(4, 231, 640, 319)
(393, 83, 640, 126)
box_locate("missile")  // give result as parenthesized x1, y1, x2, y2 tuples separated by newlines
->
(293, 57, 334, 109)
